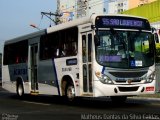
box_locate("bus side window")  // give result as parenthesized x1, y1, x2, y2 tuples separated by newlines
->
(16, 56, 19, 64)
(59, 27, 78, 57)
(3, 40, 28, 65)
(40, 33, 60, 60)
(88, 34, 92, 62)
(82, 35, 86, 63)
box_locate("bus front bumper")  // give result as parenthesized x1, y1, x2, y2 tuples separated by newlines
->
(94, 80, 156, 97)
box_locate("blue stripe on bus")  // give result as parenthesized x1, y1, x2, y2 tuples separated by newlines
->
(101, 66, 105, 74)
(52, 58, 60, 96)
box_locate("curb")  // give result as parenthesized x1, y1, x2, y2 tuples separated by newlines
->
(129, 97, 160, 102)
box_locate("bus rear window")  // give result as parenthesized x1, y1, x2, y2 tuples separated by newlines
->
(3, 40, 28, 65)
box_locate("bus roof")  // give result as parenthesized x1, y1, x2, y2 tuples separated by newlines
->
(4, 29, 46, 45)
(47, 16, 93, 34)
(4, 14, 149, 45)
(47, 14, 149, 33)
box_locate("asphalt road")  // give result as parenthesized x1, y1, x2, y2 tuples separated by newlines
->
(0, 87, 160, 120)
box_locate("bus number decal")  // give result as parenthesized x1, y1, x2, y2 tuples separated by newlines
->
(14, 68, 27, 75)
(62, 67, 72, 72)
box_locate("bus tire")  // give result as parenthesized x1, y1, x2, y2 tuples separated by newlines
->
(111, 96, 127, 103)
(65, 83, 75, 102)
(16, 83, 24, 98)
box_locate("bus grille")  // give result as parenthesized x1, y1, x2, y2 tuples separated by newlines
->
(115, 80, 141, 83)
(109, 71, 147, 78)
(118, 86, 139, 92)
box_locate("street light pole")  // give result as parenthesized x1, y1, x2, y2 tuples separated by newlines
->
(30, 24, 41, 30)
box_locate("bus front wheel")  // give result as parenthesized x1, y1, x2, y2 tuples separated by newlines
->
(16, 83, 24, 97)
(65, 84, 75, 102)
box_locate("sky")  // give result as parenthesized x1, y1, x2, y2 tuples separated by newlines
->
(0, 0, 57, 52)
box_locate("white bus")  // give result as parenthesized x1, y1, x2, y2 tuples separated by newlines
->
(2, 14, 156, 102)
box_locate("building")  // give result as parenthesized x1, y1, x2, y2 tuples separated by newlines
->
(57, 0, 76, 23)
(128, 0, 156, 9)
(77, 0, 104, 18)
(57, 0, 104, 23)
(107, 0, 128, 14)
(57, 0, 157, 23)
(107, 0, 156, 14)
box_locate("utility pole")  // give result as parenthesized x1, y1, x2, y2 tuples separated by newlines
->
(77, 0, 89, 18)
(57, 0, 60, 13)
(30, 24, 41, 30)
(56, 0, 77, 23)
(56, 0, 61, 24)
(41, 12, 61, 25)
(86, 0, 89, 17)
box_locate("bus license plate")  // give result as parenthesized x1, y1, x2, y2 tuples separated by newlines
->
(146, 87, 154, 91)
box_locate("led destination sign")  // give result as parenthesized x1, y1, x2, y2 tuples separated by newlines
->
(95, 16, 151, 30)
(102, 18, 143, 27)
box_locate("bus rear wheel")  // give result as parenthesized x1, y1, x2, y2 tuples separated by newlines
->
(17, 83, 24, 97)
(65, 84, 75, 102)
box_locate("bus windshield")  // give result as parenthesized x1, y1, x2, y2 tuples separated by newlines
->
(95, 30, 155, 68)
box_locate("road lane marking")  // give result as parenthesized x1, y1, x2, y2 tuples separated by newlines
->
(23, 101, 51, 106)
(151, 103, 160, 106)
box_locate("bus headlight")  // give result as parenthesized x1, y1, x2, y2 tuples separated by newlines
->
(146, 72, 155, 83)
(95, 72, 113, 84)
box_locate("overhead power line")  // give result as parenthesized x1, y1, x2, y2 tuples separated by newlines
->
(38, 0, 109, 27)
(41, 12, 61, 25)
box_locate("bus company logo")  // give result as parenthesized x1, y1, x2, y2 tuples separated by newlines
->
(127, 80, 132, 84)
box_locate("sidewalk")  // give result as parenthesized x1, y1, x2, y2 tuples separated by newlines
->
(0, 87, 3, 91)
(129, 93, 160, 102)
(130, 96, 160, 101)
(128, 97, 160, 104)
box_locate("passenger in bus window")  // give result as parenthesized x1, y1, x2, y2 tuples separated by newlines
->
(60, 44, 66, 57)
(55, 48, 59, 57)
(16, 56, 19, 64)
(72, 45, 77, 55)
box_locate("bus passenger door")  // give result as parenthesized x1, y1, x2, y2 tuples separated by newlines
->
(82, 32, 93, 94)
(29, 44, 39, 93)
